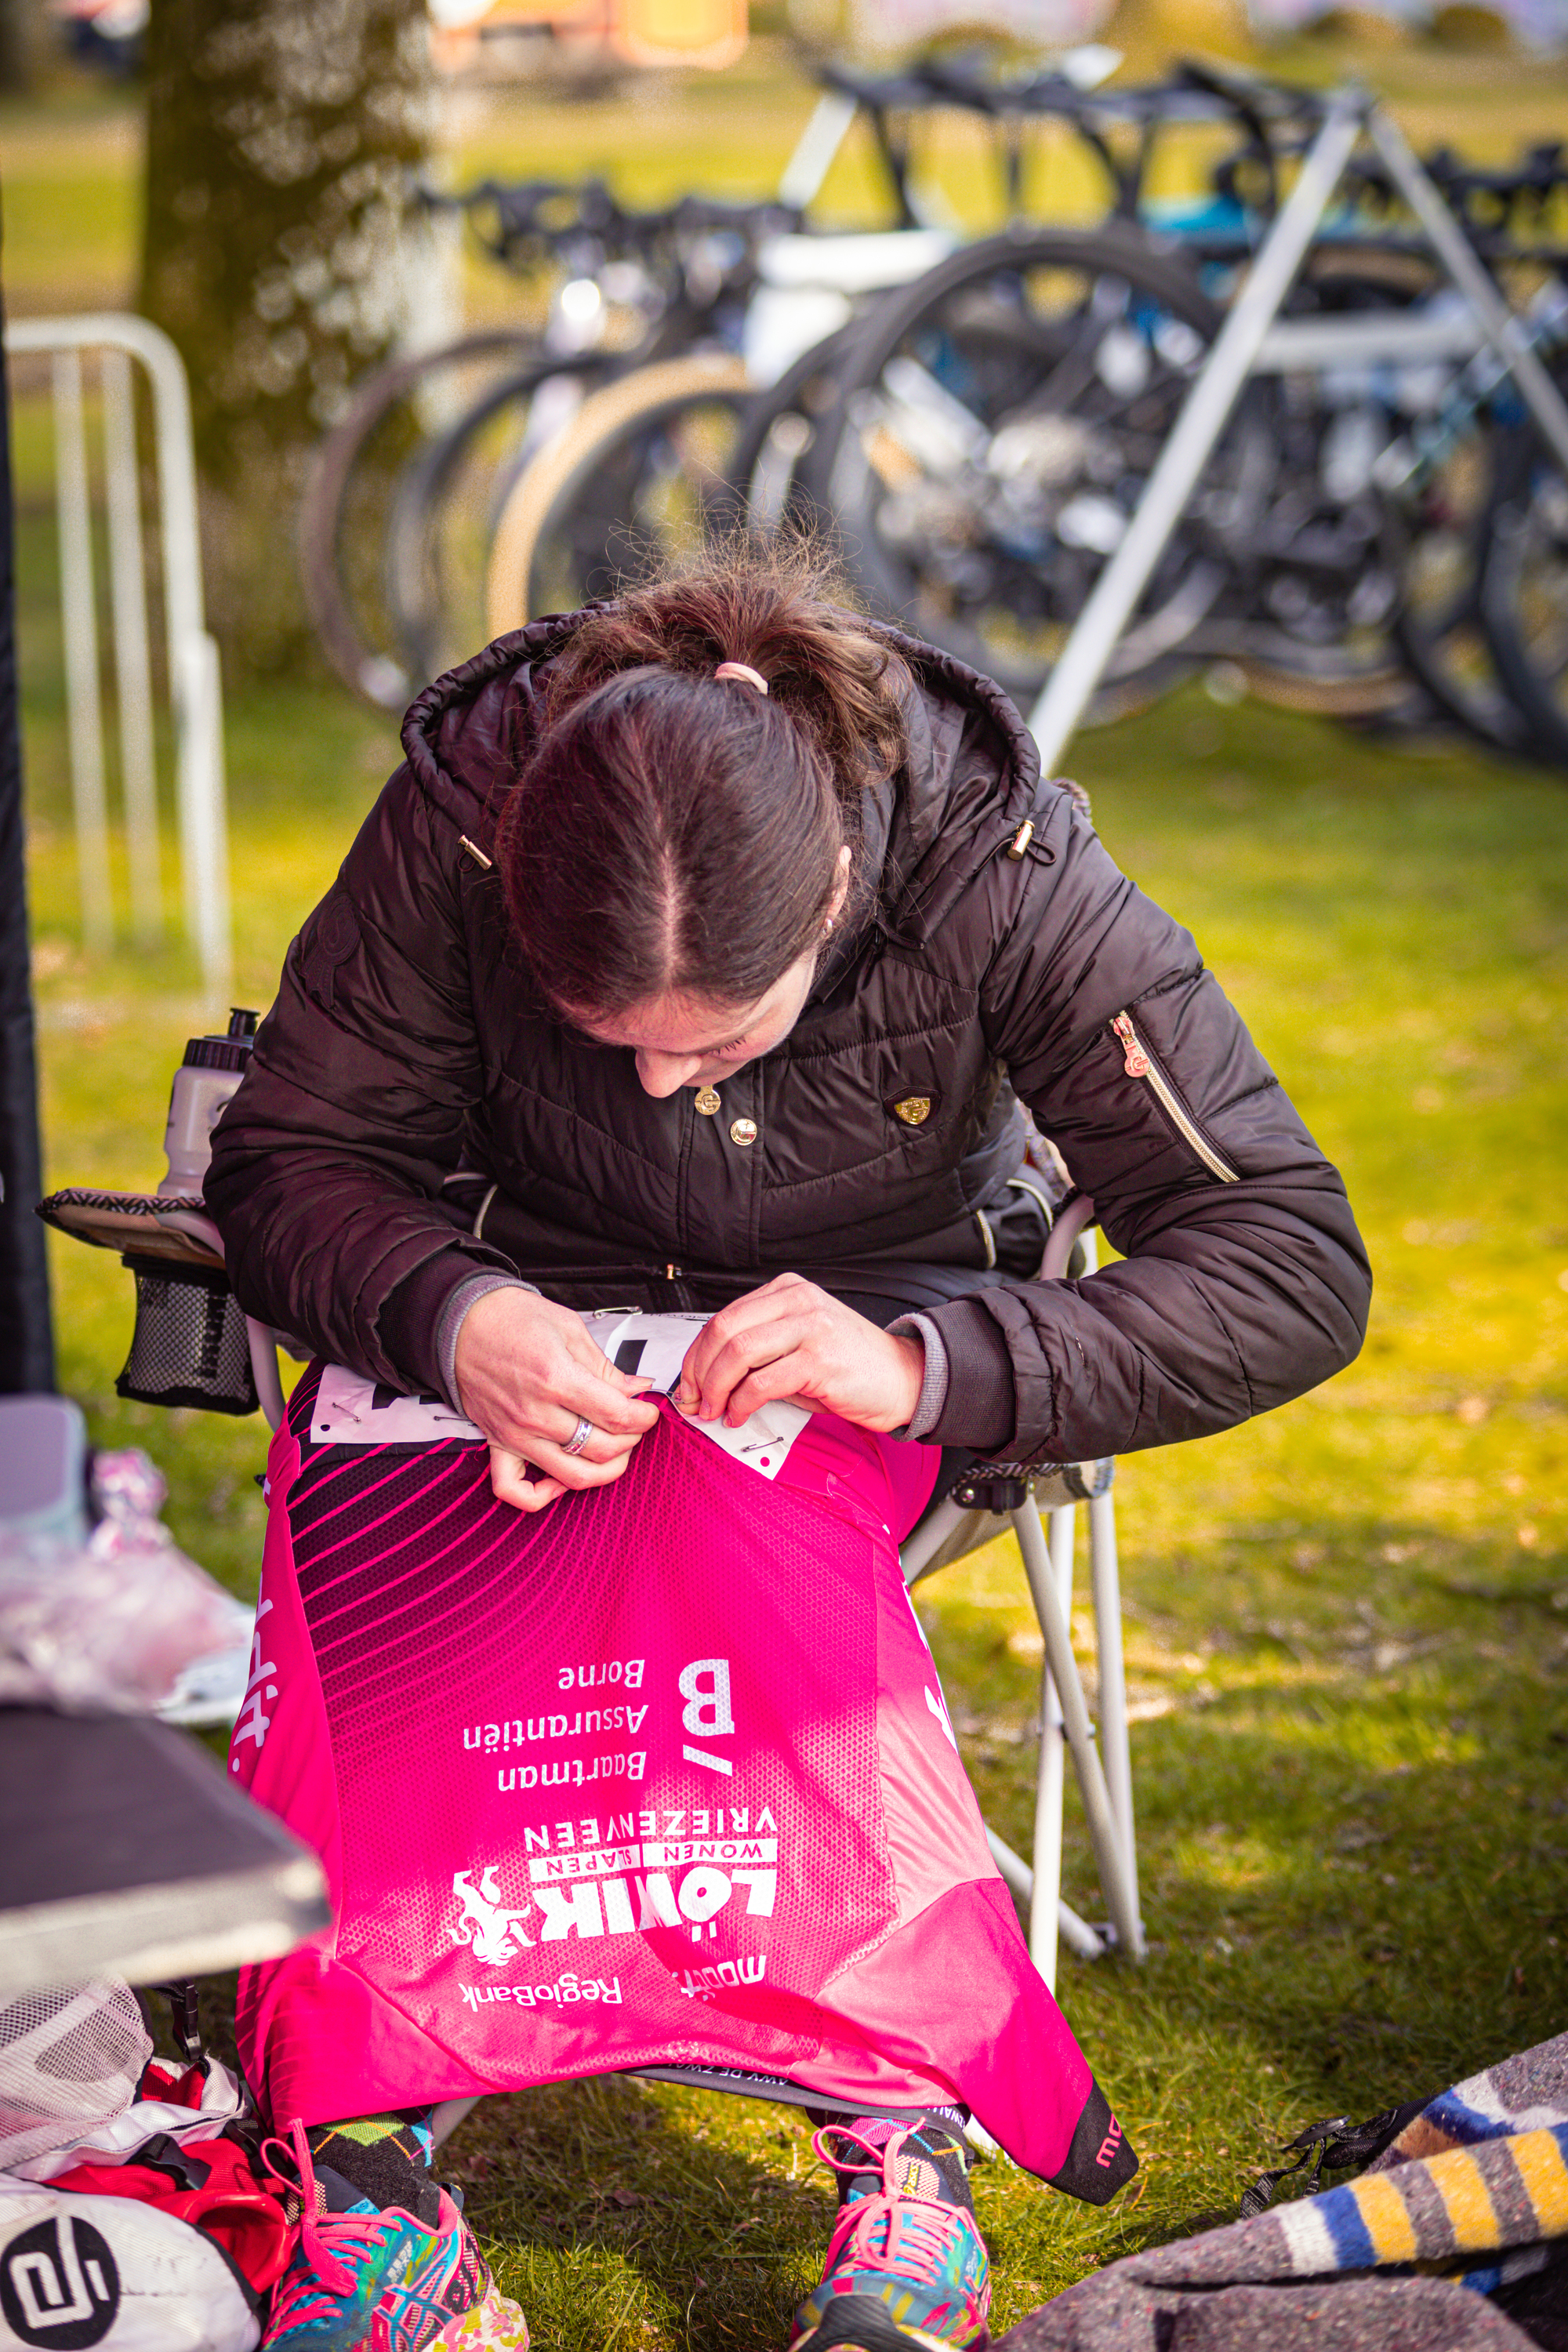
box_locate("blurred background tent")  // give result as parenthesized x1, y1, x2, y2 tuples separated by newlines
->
(429, 0, 750, 78)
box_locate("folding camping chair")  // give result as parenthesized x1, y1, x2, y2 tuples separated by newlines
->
(898, 1196, 1145, 1995)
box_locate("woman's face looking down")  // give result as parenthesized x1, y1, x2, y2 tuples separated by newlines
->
(562, 845, 852, 1099)
(574, 958, 816, 1099)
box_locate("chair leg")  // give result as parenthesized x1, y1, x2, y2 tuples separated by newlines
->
(983, 1827, 1105, 1960)
(430, 2095, 481, 2148)
(1025, 1504, 1075, 1990)
(1013, 1496, 1144, 1963)
(1088, 1488, 1141, 1938)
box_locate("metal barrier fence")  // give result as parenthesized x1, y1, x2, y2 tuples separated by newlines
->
(5, 314, 231, 993)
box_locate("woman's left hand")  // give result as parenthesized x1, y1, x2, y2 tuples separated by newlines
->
(675, 1274, 925, 1433)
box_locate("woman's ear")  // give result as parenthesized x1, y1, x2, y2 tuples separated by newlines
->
(829, 844, 852, 920)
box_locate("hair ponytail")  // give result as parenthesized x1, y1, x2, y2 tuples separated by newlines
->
(539, 535, 910, 797)
(498, 539, 912, 1018)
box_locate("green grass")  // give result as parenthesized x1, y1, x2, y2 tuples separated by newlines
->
(0, 98, 143, 308)
(5, 50, 1568, 2352)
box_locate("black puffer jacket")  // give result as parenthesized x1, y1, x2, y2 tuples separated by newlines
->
(206, 618, 1370, 1460)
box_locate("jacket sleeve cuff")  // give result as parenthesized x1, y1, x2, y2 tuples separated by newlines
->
(437, 1272, 538, 1414)
(377, 1252, 535, 1405)
(913, 1296, 1018, 1452)
(887, 1314, 949, 1441)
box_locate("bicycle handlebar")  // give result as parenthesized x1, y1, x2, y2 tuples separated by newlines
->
(805, 49, 1327, 128)
(419, 62, 1568, 280)
(416, 176, 800, 272)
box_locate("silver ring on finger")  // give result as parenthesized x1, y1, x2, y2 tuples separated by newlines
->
(562, 1414, 594, 1457)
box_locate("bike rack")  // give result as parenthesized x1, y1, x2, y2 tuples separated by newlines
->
(5, 314, 231, 994)
(1026, 86, 1568, 774)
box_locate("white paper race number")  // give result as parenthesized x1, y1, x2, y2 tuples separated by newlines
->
(576, 1311, 808, 1482)
(310, 1367, 484, 1448)
(310, 1311, 808, 1481)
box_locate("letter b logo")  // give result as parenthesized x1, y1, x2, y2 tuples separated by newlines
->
(678, 1658, 733, 1737)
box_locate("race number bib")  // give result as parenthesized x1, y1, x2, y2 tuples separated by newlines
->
(309, 1312, 808, 1482)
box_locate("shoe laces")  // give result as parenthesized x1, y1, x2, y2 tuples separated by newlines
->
(813, 2125, 974, 2290)
(261, 2119, 423, 2326)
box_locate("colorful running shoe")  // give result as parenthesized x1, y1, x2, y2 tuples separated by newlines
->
(262, 2120, 528, 2351)
(789, 2118, 991, 2351)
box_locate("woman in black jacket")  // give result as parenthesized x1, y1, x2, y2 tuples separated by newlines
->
(211, 548, 1368, 1507)
(209, 544, 1369, 2352)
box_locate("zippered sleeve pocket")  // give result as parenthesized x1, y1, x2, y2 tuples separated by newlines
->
(1110, 1011, 1240, 1185)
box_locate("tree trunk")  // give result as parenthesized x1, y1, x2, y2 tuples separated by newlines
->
(0, 0, 48, 95)
(138, 0, 433, 673)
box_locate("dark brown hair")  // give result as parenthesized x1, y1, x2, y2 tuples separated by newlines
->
(497, 539, 910, 1018)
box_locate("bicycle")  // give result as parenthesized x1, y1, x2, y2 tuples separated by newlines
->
(299, 179, 807, 706)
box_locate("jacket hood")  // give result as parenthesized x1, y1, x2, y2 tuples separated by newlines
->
(398, 609, 1052, 976)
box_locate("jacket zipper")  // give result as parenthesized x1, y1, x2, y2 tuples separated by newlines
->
(1110, 1012, 1240, 1184)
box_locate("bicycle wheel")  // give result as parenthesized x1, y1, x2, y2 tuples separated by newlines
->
(486, 354, 752, 637)
(383, 354, 620, 685)
(795, 221, 1267, 711)
(1385, 416, 1535, 753)
(1202, 242, 1430, 718)
(299, 329, 545, 708)
(722, 318, 883, 535)
(1258, 238, 1534, 740)
(1239, 238, 1557, 745)
(1479, 416, 1568, 766)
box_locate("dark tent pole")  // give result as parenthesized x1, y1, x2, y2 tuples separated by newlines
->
(0, 201, 55, 1392)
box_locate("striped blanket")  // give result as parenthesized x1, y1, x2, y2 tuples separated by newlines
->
(999, 2031, 1568, 2350)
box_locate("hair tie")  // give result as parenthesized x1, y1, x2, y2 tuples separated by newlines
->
(713, 661, 768, 695)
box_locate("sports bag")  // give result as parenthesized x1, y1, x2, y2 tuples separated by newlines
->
(0, 2177, 257, 2352)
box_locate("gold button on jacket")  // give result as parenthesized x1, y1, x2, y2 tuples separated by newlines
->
(729, 1117, 758, 1148)
(694, 1087, 721, 1116)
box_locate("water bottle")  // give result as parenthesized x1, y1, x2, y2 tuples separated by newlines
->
(158, 1007, 259, 1199)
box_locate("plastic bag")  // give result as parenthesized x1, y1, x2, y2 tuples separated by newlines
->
(0, 1449, 252, 1715)
(12, 2049, 250, 2183)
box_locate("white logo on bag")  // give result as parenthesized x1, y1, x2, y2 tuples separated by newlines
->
(230, 1595, 278, 1766)
(447, 1864, 534, 1964)
(678, 1659, 733, 1738)
(0, 2216, 119, 2347)
(678, 1656, 735, 1777)
(924, 1682, 959, 1752)
(459, 1971, 624, 2010)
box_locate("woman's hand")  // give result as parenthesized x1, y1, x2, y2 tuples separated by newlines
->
(675, 1274, 924, 1434)
(454, 1287, 660, 1512)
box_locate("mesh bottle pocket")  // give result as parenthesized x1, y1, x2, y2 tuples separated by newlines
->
(0, 1979, 152, 2169)
(116, 1254, 260, 1415)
